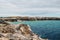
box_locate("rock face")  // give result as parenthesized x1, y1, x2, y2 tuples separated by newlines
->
(0, 22, 48, 40)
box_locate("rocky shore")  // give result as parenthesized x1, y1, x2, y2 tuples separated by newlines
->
(0, 21, 48, 40)
(0, 16, 60, 22)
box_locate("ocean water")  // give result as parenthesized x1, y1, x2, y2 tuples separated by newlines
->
(11, 20, 60, 40)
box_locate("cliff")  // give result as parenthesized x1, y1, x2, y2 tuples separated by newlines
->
(0, 22, 48, 40)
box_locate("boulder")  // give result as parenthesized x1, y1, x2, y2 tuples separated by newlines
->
(17, 24, 33, 36)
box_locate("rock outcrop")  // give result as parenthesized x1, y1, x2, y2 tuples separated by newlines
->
(0, 22, 48, 40)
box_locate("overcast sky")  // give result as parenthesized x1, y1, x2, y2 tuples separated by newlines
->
(0, 0, 60, 17)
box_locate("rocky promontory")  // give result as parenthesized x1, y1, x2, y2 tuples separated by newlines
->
(0, 21, 48, 40)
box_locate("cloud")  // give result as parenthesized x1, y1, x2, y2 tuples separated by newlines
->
(0, 0, 60, 17)
(7, 0, 60, 8)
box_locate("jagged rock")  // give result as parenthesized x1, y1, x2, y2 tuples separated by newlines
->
(17, 24, 33, 36)
(0, 37, 9, 40)
(0, 25, 15, 33)
(0, 34, 5, 38)
(0, 22, 48, 40)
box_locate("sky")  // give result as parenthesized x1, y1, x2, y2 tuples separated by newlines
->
(0, 0, 60, 17)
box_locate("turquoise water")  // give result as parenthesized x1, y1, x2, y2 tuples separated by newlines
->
(11, 20, 60, 40)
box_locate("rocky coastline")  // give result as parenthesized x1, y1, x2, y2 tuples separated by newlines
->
(0, 16, 60, 22)
(0, 21, 48, 40)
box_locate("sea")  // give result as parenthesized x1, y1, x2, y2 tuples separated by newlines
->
(11, 20, 60, 40)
